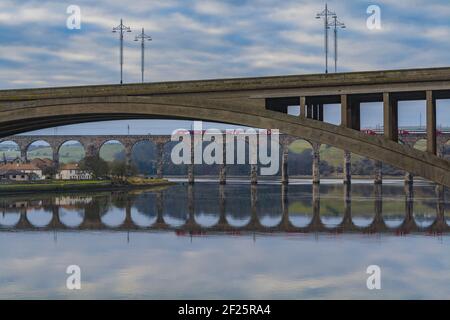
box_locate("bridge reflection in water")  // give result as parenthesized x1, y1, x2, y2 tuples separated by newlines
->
(0, 183, 448, 235)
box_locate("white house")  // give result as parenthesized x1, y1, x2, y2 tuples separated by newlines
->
(56, 163, 93, 180)
(0, 163, 44, 180)
(0, 169, 39, 182)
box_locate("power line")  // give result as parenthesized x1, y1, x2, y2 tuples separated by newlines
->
(134, 28, 152, 83)
(112, 19, 132, 84)
(328, 15, 345, 73)
(316, 3, 336, 74)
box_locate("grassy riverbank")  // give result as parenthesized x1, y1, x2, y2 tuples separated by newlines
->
(0, 177, 175, 194)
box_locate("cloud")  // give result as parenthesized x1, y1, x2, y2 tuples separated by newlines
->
(0, 0, 450, 89)
(1, 229, 450, 299)
(192, 0, 233, 16)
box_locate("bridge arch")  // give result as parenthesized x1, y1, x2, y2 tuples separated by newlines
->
(100, 205, 126, 228)
(99, 140, 125, 162)
(287, 185, 314, 227)
(59, 207, 85, 228)
(130, 193, 157, 227)
(27, 208, 53, 228)
(0, 140, 20, 161)
(0, 211, 21, 227)
(26, 140, 53, 161)
(383, 198, 408, 229)
(1, 96, 450, 186)
(58, 140, 86, 163)
(287, 139, 313, 177)
(319, 186, 345, 228)
(129, 139, 157, 176)
(162, 188, 188, 227)
(351, 192, 376, 227)
(319, 144, 343, 178)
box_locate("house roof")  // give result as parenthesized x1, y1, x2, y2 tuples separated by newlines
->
(60, 163, 81, 170)
(31, 158, 53, 168)
(0, 163, 41, 171)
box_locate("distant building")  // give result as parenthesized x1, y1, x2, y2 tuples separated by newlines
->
(1, 156, 23, 165)
(0, 169, 40, 182)
(56, 163, 92, 180)
(0, 163, 43, 179)
(31, 158, 54, 169)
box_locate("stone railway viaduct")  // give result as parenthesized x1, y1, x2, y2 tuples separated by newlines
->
(1, 132, 449, 185)
(1, 67, 450, 186)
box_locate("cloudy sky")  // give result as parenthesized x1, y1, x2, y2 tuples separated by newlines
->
(1, 0, 450, 133)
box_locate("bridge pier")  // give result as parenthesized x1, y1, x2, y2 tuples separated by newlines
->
(251, 164, 258, 185)
(374, 160, 383, 184)
(280, 184, 290, 229)
(125, 149, 133, 176)
(20, 147, 27, 162)
(187, 184, 196, 225)
(405, 171, 414, 185)
(435, 184, 446, 228)
(52, 150, 59, 166)
(306, 102, 324, 121)
(50, 206, 61, 228)
(86, 144, 98, 158)
(426, 91, 437, 155)
(156, 142, 164, 179)
(310, 183, 321, 228)
(300, 96, 306, 118)
(405, 181, 414, 201)
(218, 184, 227, 225)
(343, 150, 351, 184)
(124, 199, 133, 227)
(383, 92, 399, 142)
(403, 182, 415, 230)
(312, 143, 320, 184)
(188, 165, 195, 184)
(155, 191, 165, 225)
(341, 94, 361, 130)
(281, 143, 289, 184)
(249, 184, 259, 227)
(371, 183, 386, 231)
(219, 164, 226, 185)
(342, 183, 353, 228)
(374, 183, 382, 216)
(219, 142, 226, 185)
(17, 209, 32, 229)
(188, 137, 195, 184)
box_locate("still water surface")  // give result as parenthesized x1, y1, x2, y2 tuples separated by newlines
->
(0, 181, 449, 299)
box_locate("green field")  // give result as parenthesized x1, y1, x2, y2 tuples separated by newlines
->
(288, 139, 365, 167)
(0, 143, 124, 163)
(0, 178, 173, 193)
(98, 143, 125, 162)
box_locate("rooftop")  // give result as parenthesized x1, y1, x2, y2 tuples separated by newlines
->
(0, 163, 41, 171)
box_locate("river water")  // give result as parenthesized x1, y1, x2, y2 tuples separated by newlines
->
(0, 181, 449, 299)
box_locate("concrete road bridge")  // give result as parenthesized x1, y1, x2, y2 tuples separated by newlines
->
(1, 67, 450, 186)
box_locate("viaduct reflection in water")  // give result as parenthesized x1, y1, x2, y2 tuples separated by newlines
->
(0, 183, 449, 235)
